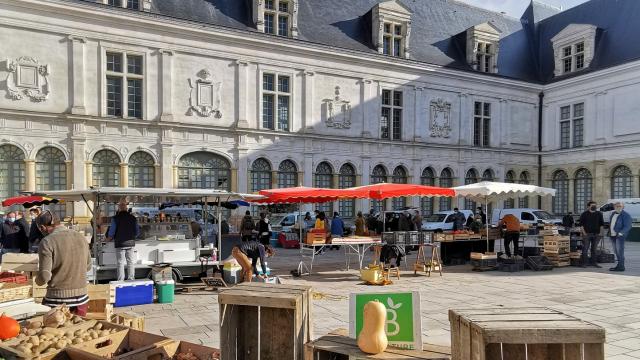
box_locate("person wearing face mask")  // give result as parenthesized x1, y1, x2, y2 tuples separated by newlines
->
(28, 207, 44, 252)
(609, 202, 632, 272)
(451, 208, 466, 231)
(0, 211, 27, 261)
(578, 201, 604, 268)
(35, 210, 92, 315)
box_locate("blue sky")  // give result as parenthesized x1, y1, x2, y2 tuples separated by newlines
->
(457, 0, 589, 18)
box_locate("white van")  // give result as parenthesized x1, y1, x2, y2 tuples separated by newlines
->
(491, 208, 561, 226)
(600, 199, 640, 223)
(421, 210, 475, 232)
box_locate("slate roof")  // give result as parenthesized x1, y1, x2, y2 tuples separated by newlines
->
(70, 0, 640, 84)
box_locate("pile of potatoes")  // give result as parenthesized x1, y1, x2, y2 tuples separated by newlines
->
(7, 307, 120, 357)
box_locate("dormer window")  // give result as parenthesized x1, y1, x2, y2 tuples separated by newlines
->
(465, 22, 501, 74)
(101, 0, 150, 11)
(551, 24, 597, 76)
(254, 0, 298, 38)
(372, 0, 412, 59)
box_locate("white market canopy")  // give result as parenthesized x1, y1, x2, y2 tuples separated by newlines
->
(29, 187, 264, 204)
(452, 181, 556, 203)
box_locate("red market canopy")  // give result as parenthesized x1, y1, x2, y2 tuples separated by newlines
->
(344, 183, 456, 200)
(256, 187, 352, 204)
(2, 195, 60, 208)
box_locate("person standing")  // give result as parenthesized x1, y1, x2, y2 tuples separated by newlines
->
(476, 207, 487, 225)
(451, 208, 466, 231)
(28, 207, 44, 252)
(239, 211, 255, 242)
(107, 200, 140, 281)
(579, 201, 604, 268)
(562, 212, 575, 228)
(231, 240, 273, 283)
(257, 212, 271, 246)
(35, 210, 92, 315)
(355, 211, 367, 236)
(330, 212, 344, 251)
(0, 211, 28, 260)
(398, 211, 412, 231)
(15, 211, 30, 253)
(498, 213, 520, 258)
(412, 211, 423, 231)
(609, 202, 632, 272)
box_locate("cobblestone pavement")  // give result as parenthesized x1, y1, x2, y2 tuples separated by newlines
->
(120, 241, 640, 359)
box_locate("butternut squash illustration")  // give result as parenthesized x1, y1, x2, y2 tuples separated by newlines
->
(357, 301, 388, 354)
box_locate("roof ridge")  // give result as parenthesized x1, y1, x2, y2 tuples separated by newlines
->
(532, 0, 562, 12)
(433, 0, 520, 21)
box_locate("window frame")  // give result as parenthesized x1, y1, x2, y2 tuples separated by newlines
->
(558, 102, 584, 149)
(561, 41, 586, 74)
(128, 151, 155, 188)
(382, 21, 406, 57)
(260, 69, 292, 132)
(552, 170, 569, 215)
(381, 89, 403, 141)
(476, 42, 494, 73)
(473, 101, 491, 147)
(263, 0, 292, 37)
(611, 165, 633, 199)
(102, 48, 145, 120)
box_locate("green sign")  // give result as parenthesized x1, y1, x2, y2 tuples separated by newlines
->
(349, 291, 422, 350)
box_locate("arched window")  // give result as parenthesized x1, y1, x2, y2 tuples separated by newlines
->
(178, 152, 230, 190)
(251, 158, 272, 193)
(391, 166, 408, 210)
(482, 169, 494, 181)
(420, 167, 435, 216)
(370, 165, 387, 214)
(314, 162, 333, 213)
(574, 168, 592, 213)
(128, 151, 155, 188)
(36, 147, 66, 217)
(552, 170, 569, 215)
(519, 171, 530, 208)
(504, 170, 515, 209)
(0, 144, 25, 200)
(439, 168, 453, 211)
(93, 150, 120, 187)
(465, 169, 479, 210)
(277, 160, 298, 189)
(611, 165, 632, 199)
(338, 164, 356, 218)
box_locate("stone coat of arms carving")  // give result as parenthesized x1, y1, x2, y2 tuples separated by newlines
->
(430, 98, 452, 138)
(323, 86, 352, 129)
(187, 69, 222, 118)
(5, 57, 51, 102)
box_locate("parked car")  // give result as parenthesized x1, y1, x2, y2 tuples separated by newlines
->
(270, 212, 355, 236)
(421, 210, 475, 232)
(600, 198, 640, 224)
(490, 208, 561, 226)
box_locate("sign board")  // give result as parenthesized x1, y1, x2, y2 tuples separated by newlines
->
(201, 277, 227, 288)
(349, 291, 422, 350)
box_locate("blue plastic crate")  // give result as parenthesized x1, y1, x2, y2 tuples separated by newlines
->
(111, 280, 154, 307)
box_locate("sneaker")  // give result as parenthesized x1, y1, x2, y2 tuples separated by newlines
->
(609, 266, 619, 271)
(591, 263, 602, 268)
(611, 267, 625, 272)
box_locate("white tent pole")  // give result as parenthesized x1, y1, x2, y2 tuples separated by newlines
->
(485, 195, 489, 253)
(217, 197, 222, 261)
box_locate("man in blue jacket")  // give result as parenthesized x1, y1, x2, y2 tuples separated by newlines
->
(609, 202, 632, 272)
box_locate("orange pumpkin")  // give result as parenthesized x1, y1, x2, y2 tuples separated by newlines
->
(0, 313, 20, 340)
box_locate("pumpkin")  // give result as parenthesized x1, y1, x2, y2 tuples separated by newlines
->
(357, 301, 388, 354)
(0, 313, 20, 340)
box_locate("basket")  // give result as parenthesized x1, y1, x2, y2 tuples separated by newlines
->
(0, 272, 29, 284)
(0, 283, 31, 302)
(525, 256, 554, 271)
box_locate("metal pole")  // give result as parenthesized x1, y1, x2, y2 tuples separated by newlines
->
(485, 195, 490, 253)
(217, 198, 222, 262)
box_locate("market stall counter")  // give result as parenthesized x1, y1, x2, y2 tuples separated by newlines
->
(298, 235, 382, 274)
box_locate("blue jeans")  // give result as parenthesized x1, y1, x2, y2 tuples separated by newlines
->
(610, 236, 625, 267)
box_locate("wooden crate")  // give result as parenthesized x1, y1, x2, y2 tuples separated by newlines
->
(449, 308, 605, 360)
(306, 232, 326, 245)
(219, 282, 312, 360)
(111, 312, 145, 331)
(85, 299, 114, 320)
(1, 253, 38, 272)
(71, 329, 169, 358)
(305, 329, 450, 360)
(87, 283, 116, 304)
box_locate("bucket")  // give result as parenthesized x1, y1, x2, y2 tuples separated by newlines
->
(156, 280, 175, 304)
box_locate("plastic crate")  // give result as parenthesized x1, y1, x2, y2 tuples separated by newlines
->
(382, 232, 395, 244)
(471, 258, 497, 269)
(394, 232, 408, 245)
(499, 261, 525, 272)
(525, 256, 554, 271)
(0, 272, 29, 284)
(419, 232, 432, 244)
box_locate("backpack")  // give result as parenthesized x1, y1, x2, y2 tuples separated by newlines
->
(242, 216, 255, 232)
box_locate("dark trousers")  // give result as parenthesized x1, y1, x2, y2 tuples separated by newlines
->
(504, 231, 520, 257)
(582, 233, 599, 264)
(241, 234, 253, 242)
(259, 234, 270, 246)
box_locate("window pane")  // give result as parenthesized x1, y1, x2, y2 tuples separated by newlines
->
(573, 119, 583, 147)
(263, 73, 275, 91)
(563, 46, 572, 57)
(126, 0, 139, 9)
(612, 166, 633, 199)
(575, 54, 584, 69)
(474, 101, 482, 116)
(574, 170, 592, 213)
(380, 107, 390, 139)
(576, 42, 584, 53)
(392, 109, 402, 140)
(560, 121, 570, 149)
(265, 0, 274, 10)
(262, 94, 274, 129)
(278, 75, 289, 93)
(393, 91, 402, 107)
(394, 24, 402, 36)
(384, 23, 391, 34)
(485, 43, 491, 53)
(483, 118, 490, 147)
(484, 55, 491, 72)
(439, 171, 453, 211)
(278, 1, 289, 12)
(264, 14, 274, 34)
(127, 55, 143, 75)
(127, 79, 143, 119)
(106, 76, 122, 117)
(560, 106, 570, 120)
(278, 15, 289, 36)
(393, 38, 401, 57)
(573, 103, 584, 117)
(106, 52, 122, 72)
(563, 58, 572, 73)
(381, 90, 391, 106)
(107, 0, 121, 6)
(483, 103, 491, 117)
(473, 117, 482, 146)
(278, 95, 289, 131)
(383, 37, 391, 55)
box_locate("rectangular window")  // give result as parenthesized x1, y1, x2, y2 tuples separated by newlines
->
(393, 38, 401, 57)
(107, 0, 122, 6)
(484, 55, 491, 72)
(560, 121, 570, 149)
(126, 0, 139, 9)
(278, 1, 288, 12)
(263, 0, 290, 37)
(105, 51, 143, 119)
(575, 42, 584, 53)
(278, 15, 289, 36)
(560, 105, 570, 120)
(381, 90, 402, 140)
(473, 101, 491, 147)
(262, 73, 290, 131)
(383, 22, 404, 57)
(573, 118, 584, 147)
(575, 54, 585, 69)
(264, 13, 274, 34)
(563, 58, 572, 73)
(265, 0, 274, 10)
(476, 41, 495, 73)
(560, 102, 584, 148)
(563, 46, 572, 57)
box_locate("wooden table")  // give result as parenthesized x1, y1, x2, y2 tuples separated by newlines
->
(449, 307, 605, 360)
(305, 329, 451, 360)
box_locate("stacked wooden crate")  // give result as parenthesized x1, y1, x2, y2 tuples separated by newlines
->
(544, 235, 570, 267)
(85, 283, 116, 320)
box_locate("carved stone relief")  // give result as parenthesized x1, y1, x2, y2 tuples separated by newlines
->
(187, 69, 222, 118)
(323, 86, 352, 129)
(429, 98, 452, 138)
(5, 57, 51, 102)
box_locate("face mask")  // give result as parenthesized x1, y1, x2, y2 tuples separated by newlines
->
(7, 217, 15, 223)
(615, 208, 623, 213)
(590, 206, 597, 211)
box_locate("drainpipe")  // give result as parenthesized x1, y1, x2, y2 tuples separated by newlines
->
(537, 91, 544, 209)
